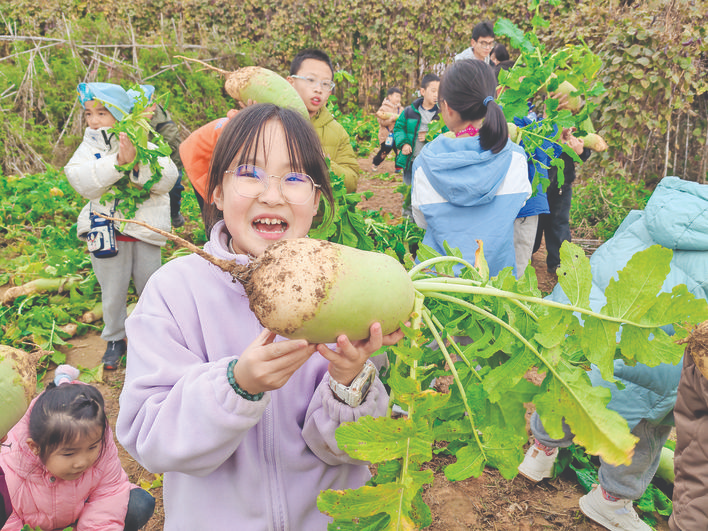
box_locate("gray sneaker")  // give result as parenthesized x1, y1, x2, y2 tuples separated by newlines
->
(102, 339, 126, 370)
(579, 484, 651, 530)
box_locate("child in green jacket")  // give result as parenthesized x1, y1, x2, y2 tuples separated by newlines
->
(393, 74, 441, 185)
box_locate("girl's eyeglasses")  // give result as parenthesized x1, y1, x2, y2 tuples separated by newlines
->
(225, 165, 320, 205)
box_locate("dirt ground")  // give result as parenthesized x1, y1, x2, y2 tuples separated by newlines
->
(49, 159, 670, 530)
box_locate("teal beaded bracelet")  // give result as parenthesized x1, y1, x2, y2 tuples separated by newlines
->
(227, 358, 264, 401)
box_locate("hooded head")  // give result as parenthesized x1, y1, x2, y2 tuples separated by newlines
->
(77, 82, 132, 121)
(127, 84, 155, 108)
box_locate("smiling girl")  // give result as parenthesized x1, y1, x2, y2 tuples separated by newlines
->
(116, 104, 405, 530)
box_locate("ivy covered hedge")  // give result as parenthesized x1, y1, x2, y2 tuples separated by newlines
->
(1, 0, 707, 185)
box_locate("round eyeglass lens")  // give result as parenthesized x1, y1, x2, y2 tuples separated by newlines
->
(232, 166, 316, 204)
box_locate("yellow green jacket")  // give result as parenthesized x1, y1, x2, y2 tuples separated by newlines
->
(311, 107, 360, 193)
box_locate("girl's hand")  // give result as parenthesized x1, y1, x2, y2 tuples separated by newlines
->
(551, 90, 570, 111)
(561, 127, 585, 155)
(232, 329, 317, 395)
(401, 144, 412, 155)
(116, 132, 137, 167)
(317, 322, 406, 386)
(568, 134, 585, 155)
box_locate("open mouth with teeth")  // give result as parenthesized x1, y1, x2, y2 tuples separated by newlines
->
(253, 217, 288, 234)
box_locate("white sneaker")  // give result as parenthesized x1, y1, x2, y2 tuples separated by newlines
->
(517, 444, 558, 482)
(579, 484, 651, 531)
(391, 404, 408, 416)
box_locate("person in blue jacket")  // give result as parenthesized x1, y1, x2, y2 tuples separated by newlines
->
(492, 62, 551, 279)
(518, 176, 708, 531)
(411, 60, 531, 277)
(512, 111, 552, 278)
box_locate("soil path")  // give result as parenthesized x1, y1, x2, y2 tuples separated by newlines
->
(52, 162, 669, 530)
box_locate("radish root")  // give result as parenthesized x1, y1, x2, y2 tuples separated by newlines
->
(174, 55, 231, 77)
(96, 213, 246, 280)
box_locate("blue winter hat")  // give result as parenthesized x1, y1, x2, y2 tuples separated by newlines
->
(127, 84, 156, 107)
(78, 82, 132, 121)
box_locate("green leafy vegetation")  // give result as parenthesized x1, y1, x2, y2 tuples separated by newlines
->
(2, 0, 706, 527)
(318, 242, 707, 528)
(101, 89, 173, 221)
(571, 171, 653, 241)
(1, 169, 98, 374)
(310, 170, 423, 261)
(22, 526, 72, 531)
(495, 15, 606, 185)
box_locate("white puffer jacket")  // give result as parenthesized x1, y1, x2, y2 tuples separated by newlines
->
(64, 127, 178, 246)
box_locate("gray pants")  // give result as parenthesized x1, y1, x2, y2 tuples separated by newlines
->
(513, 215, 539, 278)
(530, 411, 672, 500)
(90, 239, 161, 341)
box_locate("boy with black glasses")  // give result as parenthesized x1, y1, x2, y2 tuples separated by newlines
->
(455, 21, 496, 63)
(288, 49, 360, 193)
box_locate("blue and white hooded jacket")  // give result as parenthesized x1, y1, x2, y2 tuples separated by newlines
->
(411, 135, 531, 276)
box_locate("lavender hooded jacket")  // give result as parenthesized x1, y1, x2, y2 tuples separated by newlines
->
(0, 396, 132, 531)
(116, 221, 389, 530)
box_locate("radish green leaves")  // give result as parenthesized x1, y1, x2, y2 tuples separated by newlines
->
(319, 243, 707, 529)
(100, 88, 171, 221)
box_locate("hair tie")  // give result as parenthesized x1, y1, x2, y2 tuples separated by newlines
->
(483, 96, 494, 107)
(54, 364, 80, 386)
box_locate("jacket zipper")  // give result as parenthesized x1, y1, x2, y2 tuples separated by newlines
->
(263, 402, 287, 531)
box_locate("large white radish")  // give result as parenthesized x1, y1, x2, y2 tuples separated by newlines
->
(97, 215, 415, 344)
(1, 345, 39, 438)
(242, 238, 415, 343)
(175, 55, 309, 120)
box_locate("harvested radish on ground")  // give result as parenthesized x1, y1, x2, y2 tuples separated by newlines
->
(1, 276, 82, 306)
(97, 215, 414, 343)
(175, 55, 309, 120)
(1, 345, 39, 438)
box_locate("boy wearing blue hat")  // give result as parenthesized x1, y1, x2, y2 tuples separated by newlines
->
(65, 82, 178, 369)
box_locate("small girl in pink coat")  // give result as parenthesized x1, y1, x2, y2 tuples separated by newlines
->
(0, 366, 154, 531)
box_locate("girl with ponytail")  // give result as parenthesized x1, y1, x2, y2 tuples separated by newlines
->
(411, 59, 532, 276)
(0, 366, 154, 531)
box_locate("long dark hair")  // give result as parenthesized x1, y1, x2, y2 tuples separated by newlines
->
(203, 104, 335, 234)
(28, 383, 108, 463)
(439, 60, 508, 154)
